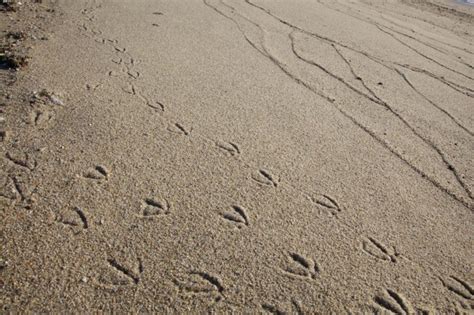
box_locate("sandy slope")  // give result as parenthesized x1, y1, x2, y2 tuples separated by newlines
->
(1, 0, 473, 313)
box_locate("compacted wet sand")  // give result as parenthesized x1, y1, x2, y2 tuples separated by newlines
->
(1, 0, 473, 313)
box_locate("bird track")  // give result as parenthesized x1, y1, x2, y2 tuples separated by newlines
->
(283, 252, 320, 280)
(222, 205, 249, 227)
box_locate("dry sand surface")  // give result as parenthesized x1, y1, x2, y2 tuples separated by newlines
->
(1, 0, 473, 313)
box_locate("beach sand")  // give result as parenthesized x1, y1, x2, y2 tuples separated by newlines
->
(1, 0, 473, 313)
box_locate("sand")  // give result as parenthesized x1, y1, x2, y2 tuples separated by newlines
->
(0, 0, 473, 313)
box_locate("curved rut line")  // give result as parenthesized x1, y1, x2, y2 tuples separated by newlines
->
(318, 0, 474, 73)
(240, 0, 473, 207)
(291, 33, 473, 200)
(246, 0, 474, 99)
(377, 15, 474, 56)
(376, 25, 474, 81)
(396, 69, 474, 137)
(333, 43, 473, 138)
(295, 0, 474, 97)
(383, 27, 474, 70)
(332, 45, 382, 102)
(395, 64, 474, 97)
(337, 0, 474, 55)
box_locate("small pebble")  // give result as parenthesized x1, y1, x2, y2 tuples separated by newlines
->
(0, 259, 9, 269)
(49, 95, 64, 106)
(0, 130, 9, 141)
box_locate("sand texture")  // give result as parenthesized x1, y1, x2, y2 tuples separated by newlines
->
(1, 0, 473, 313)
